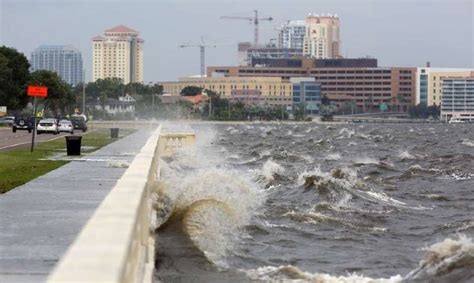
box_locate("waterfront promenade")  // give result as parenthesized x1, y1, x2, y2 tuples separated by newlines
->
(0, 130, 152, 282)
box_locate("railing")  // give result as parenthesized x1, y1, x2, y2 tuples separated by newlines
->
(158, 133, 196, 158)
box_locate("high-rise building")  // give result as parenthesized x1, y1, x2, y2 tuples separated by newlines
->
(279, 20, 306, 49)
(441, 74, 474, 122)
(303, 13, 341, 59)
(92, 25, 144, 84)
(30, 45, 83, 86)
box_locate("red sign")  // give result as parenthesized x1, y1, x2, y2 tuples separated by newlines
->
(27, 86, 48, 97)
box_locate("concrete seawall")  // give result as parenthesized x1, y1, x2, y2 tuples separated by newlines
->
(48, 126, 162, 283)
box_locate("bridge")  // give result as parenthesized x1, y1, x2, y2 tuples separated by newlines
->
(0, 124, 195, 283)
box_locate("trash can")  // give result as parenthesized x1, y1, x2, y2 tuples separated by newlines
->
(110, 128, 119, 138)
(65, 136, 82, 156)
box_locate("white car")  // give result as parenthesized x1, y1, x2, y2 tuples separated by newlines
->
(58, 120, 74, 134)
(37, 118, 59, 134)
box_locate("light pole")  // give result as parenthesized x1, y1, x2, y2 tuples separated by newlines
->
(82, 69, 86, 114)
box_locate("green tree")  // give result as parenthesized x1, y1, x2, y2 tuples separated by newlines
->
(180, 86, 203, 96)
(0, 46, 31, 110)
(28, 70, 74, 117)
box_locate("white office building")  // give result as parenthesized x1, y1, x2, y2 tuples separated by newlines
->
(279, 20, 305, 50)
(30, 45, 83, 86)
(441, 75, 474, 122)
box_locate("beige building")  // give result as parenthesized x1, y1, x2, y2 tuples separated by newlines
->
(162, 77, 293, 106)
(416, 68, 474, 106)
(303, 13, 341, 59)
(92, 25, 144, 84)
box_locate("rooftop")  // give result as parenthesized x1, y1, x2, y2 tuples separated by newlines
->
(104, 25, 138, 34)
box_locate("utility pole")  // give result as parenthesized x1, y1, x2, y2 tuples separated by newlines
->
(82, 69, 86, 114)
(31, 96, 37, 152)
(208, 95, 212, 119)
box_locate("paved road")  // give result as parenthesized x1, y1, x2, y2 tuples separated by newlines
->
(0, 128, 88, 151)
(0, 129, 153, 282)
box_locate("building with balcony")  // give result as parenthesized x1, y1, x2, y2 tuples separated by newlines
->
(278, 20, 306, 49)
(30, 45, 83, 86)
(416, 67, 473, 106)
(303, 13, 341, 59)
(441, 75, 474, 122)
(92, 25, 144, 84)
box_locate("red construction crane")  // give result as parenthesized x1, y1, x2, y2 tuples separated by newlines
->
(221, 10, 273, 47)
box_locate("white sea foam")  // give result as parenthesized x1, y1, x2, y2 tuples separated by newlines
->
(398, 150, 416, 160)
(244, 265, 403, 282)
(461, 139, 474, 147)
(325, 153, 342, 161)
(352, 156, 379, 165)
(258, 160, 285, 184)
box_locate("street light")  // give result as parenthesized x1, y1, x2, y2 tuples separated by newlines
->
(82, 69, 86, 115)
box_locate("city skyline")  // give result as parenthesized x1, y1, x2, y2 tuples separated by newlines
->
(1, 0, 473, 82)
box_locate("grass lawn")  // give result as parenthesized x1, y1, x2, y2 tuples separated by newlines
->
(0, 128, 135, 194)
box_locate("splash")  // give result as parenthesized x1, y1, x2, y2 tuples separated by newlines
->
(154, 126, 265, 266)
(244, 265, 403, 282)
(256, 159, 285, 186)
(406, 235, 474, 282)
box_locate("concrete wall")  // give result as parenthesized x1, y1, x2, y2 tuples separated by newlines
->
(48, 126, 162, 283)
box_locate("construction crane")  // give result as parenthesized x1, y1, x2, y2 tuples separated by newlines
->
(221, 10, 273, 47)
(179, 37, 216, 77)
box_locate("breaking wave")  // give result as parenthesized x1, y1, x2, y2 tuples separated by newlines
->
(155, 168, 264, 265)
(244, 235, 474, 282)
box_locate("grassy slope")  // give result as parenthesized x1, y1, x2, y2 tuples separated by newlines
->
(0, 129, 135, 194)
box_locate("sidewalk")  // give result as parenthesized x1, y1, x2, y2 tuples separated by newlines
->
(0, 129, 153, 283)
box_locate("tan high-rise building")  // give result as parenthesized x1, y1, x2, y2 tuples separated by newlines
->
(303, 13, 341, 59)
(92, 25, 144, 84)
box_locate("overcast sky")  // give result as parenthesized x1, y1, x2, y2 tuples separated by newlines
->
(1, 0, 473, 82)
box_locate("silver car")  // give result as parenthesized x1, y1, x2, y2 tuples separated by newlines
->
(37, 118, 59, 135)
(58, 120, 74, 134)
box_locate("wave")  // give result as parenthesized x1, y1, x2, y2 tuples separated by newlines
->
(298, 167, 414, 209)
(398, 150, 416, 160)
(256, 159, 285, 186)
(243, 235, 474, 282)
(406, 235, 474, 282)
(461, 139, 474, 147)
(339, 127, 355, 138)
(155, 168, 264, 265)
(244, 265, 402, 282)
(325, 153, 342, 161)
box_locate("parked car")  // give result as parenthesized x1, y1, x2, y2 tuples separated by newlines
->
(0, 116, 15, 126)
(71, 116, 87, 132)
(58, 120, 74, 134)
(12, 116, 35, 133)
(37, 118, 59, 134)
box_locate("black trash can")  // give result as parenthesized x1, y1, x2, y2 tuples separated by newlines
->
(65, 136, 82, 156)
(110, 128, 119, 138)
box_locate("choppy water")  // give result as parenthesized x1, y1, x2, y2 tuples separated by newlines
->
(154, 122, 474, 282)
